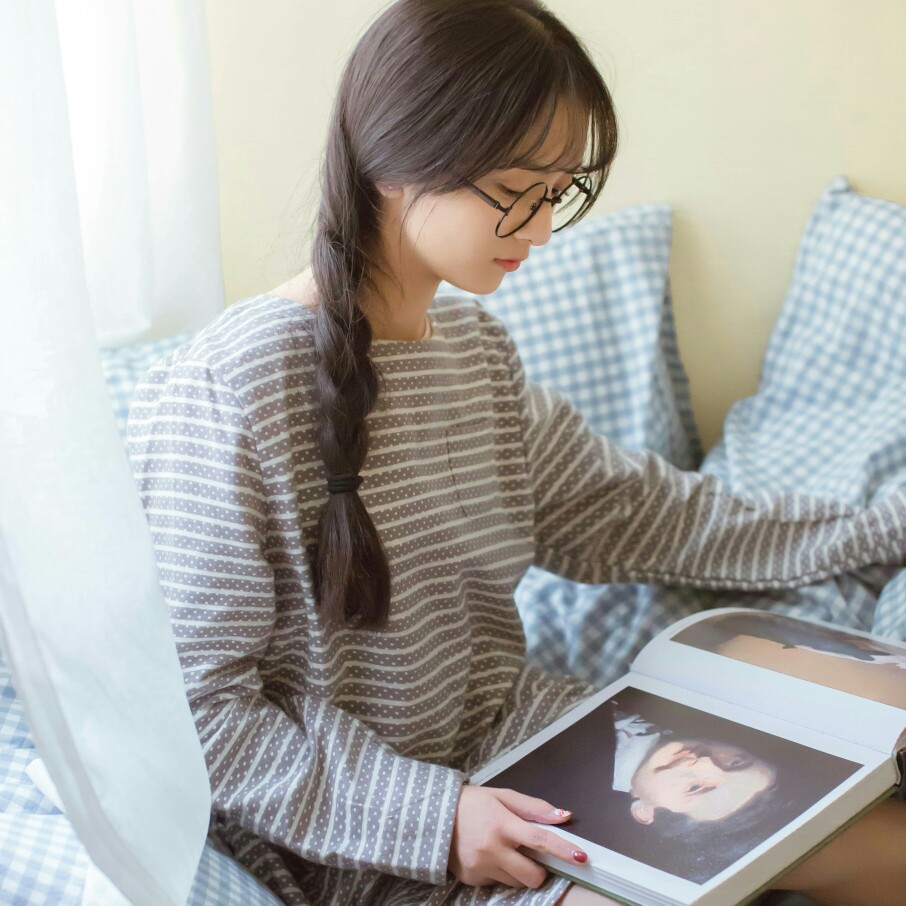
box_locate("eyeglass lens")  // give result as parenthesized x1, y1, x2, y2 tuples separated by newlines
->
(498, 181, 586, 237)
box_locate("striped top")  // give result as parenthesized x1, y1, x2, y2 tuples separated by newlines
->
(127, 293, 906, 905)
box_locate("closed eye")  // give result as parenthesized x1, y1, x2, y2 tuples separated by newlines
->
(499, 183, 571, 198)
(687, 784, 715, 795)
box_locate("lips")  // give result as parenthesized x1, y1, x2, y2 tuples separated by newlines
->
(655, 745, 699, 772)
(494, 258, 524, 272)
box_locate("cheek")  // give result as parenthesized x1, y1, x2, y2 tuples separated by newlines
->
(636, 772, 677, 804)
(441, 196, 498, 239)
(433, 212, 497, 264)
(705, 775, 766, 819)
(415, 203, 469, 244)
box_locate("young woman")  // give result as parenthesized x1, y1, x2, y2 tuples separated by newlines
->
(127, 1, 906, 903)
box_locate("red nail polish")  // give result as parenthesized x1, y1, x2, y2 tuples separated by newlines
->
(572, 850, 587, 863)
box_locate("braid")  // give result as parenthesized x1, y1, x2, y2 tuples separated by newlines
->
(309, 114, 391, 629)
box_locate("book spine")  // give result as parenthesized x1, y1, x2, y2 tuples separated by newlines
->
(896, 747, 906, 800)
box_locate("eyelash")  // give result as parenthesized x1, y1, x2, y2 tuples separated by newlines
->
(500, 184, 567, 198)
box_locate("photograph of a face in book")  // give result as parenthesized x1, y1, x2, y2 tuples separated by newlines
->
(672, 611, 906, 710)
(484, 687, 859, 884)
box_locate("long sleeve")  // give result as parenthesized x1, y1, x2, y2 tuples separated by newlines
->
(504, 337, 906, 590)
(127, 358, 464, 886)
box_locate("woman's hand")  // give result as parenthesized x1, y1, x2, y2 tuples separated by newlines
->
(449, 784, 588, 889)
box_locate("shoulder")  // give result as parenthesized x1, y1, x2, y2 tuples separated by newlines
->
(148, 294, 313, 387)
(435, 292, 520, 365)
(181, 294, 313, 380)
(137, 291, 520, 404)
(129, 295, 315, 428)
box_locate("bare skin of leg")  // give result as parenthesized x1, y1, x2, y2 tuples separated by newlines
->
(555, 884, 620, 905)
(554, 799, 906, 906)
(772, 798, 906, 905)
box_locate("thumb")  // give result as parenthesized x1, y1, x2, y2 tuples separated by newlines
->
(492, 787, 573, 824)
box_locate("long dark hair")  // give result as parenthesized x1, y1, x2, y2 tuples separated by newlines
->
(309, 0, 618, 629)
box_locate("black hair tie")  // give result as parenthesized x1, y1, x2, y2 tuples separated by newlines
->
(327, 473, 363, 494)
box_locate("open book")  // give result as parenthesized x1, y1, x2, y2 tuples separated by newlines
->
(471, 608, 906, 905)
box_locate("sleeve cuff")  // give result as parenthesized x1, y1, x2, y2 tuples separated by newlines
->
(374, 760, 465, 885)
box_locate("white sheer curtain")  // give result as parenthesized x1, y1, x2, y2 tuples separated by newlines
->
(55, 0, 225, 345)
(0, 1, 221, 904)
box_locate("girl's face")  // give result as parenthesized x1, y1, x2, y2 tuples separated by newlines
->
(630, 739, 777, 824)
(378, 101, 586, 299)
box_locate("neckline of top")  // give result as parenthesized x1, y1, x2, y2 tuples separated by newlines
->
(259, 293, 464, 350)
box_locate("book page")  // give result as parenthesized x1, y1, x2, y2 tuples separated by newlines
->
(632, 608, 906, 754)
(472, 674, 895, 906)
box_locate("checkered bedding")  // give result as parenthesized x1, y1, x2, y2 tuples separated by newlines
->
(0, 651, 282, 905)
(2, 176, 903, 903)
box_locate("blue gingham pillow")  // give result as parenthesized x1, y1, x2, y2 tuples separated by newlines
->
(699, 174, 906, 642)
(440, 203, 701, 469)
(99, 331, 196, 437)
(703, 174, 906, 501)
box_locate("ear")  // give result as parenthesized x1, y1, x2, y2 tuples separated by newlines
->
(630, 798, 655, 825)
(375, 181, 403, 199)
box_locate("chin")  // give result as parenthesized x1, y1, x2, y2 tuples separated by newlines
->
(444, 270, 505, 296)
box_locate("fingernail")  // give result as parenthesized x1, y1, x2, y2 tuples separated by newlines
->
(572, 850, 587, 864)
(551, 807, 572, 817)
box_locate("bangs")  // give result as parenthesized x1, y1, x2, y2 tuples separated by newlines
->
(387, 1, 619, 228)
(462, 62, 617, 229)
(500, 93, 593, 175)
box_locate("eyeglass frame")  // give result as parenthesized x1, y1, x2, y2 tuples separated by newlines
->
(459, 173, 593, 237)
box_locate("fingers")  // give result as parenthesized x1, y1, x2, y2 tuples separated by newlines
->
(498, 848, 551, 889)
(460, 869, 524, 889)
(450, 785, 587, 891)
(491, 866, 528, 889)
(512, 819, 588, 868)
(492, 788, 589, 868)
(493, 787, 575, 824)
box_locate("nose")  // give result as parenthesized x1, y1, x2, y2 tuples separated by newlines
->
(691, 756, 725, 783)
(512, 200, 554, 247)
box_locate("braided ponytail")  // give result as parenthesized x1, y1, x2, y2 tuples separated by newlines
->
(310, 115, 392, 629)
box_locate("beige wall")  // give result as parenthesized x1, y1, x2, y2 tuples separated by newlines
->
(203, 0, 906, 450)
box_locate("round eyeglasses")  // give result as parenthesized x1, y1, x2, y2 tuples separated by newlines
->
(461, 174, 593, 238)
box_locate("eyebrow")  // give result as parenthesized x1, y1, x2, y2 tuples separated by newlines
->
(515, 162, 583, 175)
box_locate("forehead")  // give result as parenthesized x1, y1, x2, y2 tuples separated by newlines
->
(500, 100, 588, 175)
